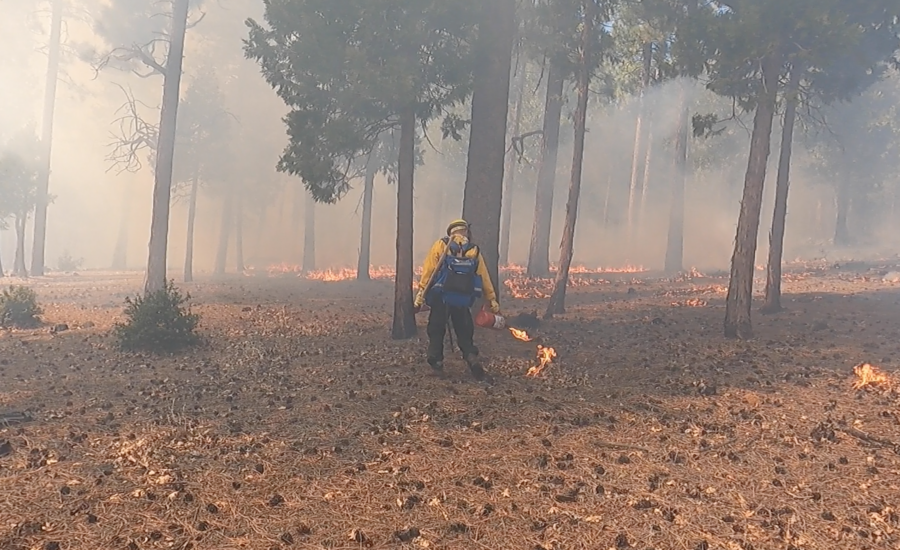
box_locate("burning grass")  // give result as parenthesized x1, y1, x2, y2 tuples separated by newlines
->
(265, 264, 406, 281)
(502, 264, 645, 299)
(525, 345, 557, 377)
(852, 362, 892, 391)
(509, 327, 533, 342)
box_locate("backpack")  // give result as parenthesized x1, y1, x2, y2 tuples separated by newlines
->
(428, 237, 484, 308)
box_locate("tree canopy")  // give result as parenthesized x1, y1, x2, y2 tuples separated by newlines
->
(0, 131, 42, 225)
(173, 68, 234, 194)
(244, 0, 479, 203)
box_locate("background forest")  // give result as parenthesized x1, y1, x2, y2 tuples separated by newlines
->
(0, 0, 898, 337)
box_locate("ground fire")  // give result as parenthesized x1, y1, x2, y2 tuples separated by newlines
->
(509, 327, 533, 341)
(526, 345, 557, 377)
(852, 362, 892, 390)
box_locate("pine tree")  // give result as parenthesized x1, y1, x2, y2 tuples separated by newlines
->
(245, 0, 478, 339)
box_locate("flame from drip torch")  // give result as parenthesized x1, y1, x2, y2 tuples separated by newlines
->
(509, 328, 533, 342)
(852, 362, 891, 390)
(526, 345, 557, 377)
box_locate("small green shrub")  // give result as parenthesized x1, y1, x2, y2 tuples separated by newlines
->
(0, 285, 43, 328)
(115, 280, 200, 352)
(57, 250, 84, 272)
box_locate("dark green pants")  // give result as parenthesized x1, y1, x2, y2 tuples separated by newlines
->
(426, 300, 478, 364)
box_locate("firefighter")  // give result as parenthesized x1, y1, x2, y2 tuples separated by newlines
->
(414, 219, 500, 381)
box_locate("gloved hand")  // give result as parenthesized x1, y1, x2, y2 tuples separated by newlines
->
(490, 299, 501, 314)
(414, 292, 425, 312)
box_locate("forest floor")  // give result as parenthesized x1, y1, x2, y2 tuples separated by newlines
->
(2, 260, 900, 550)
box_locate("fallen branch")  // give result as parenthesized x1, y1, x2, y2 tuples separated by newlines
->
(592, 440, 650, 453)
(510, 130, 543, 160)
(0, 411, 31, 426)
(838, 425, 900, 454)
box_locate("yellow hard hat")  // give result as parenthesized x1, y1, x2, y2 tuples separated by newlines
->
(446, 219, 469, 235)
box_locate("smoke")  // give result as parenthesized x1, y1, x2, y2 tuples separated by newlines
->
(501, 74, 900, 273)
(1, 1, 897, 278)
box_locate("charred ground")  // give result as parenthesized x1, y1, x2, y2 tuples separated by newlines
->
(1, 263, 900, 550)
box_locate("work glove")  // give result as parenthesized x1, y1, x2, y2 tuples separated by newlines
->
(490, 299, 501, 314)
(414, 292, 425, 312)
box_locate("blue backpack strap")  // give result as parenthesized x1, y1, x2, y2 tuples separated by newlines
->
(431, 240, 483, 308)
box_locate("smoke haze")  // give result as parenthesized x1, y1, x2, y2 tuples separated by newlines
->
(1, 1, 898, 278)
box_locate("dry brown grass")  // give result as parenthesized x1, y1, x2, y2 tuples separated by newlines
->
(2, 264, 900, 549)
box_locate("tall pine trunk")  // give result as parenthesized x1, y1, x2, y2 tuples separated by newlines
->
(302, 191, 316, 272)
(0, 240, 4, 277)
(235, 194, 244, 273)
(111, 188, 130, 270)
(291, 183, 302, 262)
(357, 150, 377, 280)
(545, 0, 591, 318)
(31, 0, 62, 277)
(214, 192, 232, 275)
(626, 42, 653, 244)
(815, 197, 824, 239)
(724, 53, 780, 339)
(392, 105, 417, 340)
(664, 85, 689, 274)
(183, 173, 199, 282)
(637, 117, 654, 241)
(761, 67, 801, 314)
(430, 181, 444, 240)
(526, 64, 564, 277)
(834, 180, 851, 246)
(602, 170, 613, 227)
(500, 69, 526, 266)
(13, 214, 27, 278)
(462, 0, 516, 299)
(144, 0, 189, 294)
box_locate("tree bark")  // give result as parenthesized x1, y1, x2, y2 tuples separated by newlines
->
(13, 213, 27, 278)
(834, 180, 851, 246)
(357, 150, 377, 280)
(392, 105, 417, 340)
(526, 64, 564, 277)
(815, 196, 823, 238)
(664, 85, 689, 274)
(761, 67, 801, 314)
(30, 0, 62, 277)
(291, 182, 302, 261)
(183, 173, 199, 282)
(302, 191, 316, 272)
(637, 116, 654, 240)
(235, 193, 244, 273)
(626, 42, 653, 244)
(723, 53, 780, 339)
(545, 0, 591, 318)
(214, 192, 232, 275)
(111, 188, 130, 270)
(602, 170, 613, 227)
(430, 181, 444, 240)
(144, 0, 189, 294)
(500, 69, 526, 266)
(462, 0, 516, 300)
(0, 240, 4, 277)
